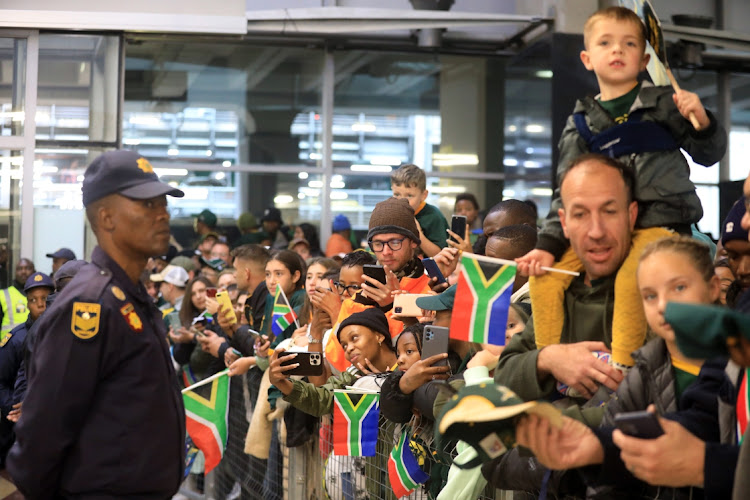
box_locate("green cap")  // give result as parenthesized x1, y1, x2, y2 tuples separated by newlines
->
(170, 255, 197, 273)
(415, 284, 456, 311)
(237, 212, 258, 231)
(435, 383, 562, 469)
(195, 209, 218, 228)
(665, 302, 750, 359)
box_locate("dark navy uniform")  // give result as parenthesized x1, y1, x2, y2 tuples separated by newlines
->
(0, 319, 29, 466)
(8, 247, 186, 498)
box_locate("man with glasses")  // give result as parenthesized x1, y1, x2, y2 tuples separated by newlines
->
(333, 198, 433, 340)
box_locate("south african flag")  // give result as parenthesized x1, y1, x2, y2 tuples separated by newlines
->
(450, 252, 515, 346)
(388, 430, 429, 498)
(183, 372, 230, 474)
(332, 390, 379, 456)
(271, 286, 297, 337)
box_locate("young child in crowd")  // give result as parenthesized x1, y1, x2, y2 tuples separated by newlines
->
(391, 164, 449, 258)
(518, 6, 727, 372)
(585, 236, 718, 498)
(395, 324, 424, 373)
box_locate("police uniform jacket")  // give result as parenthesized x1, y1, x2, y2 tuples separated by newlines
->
(7, 246, 186, 499)
(0, 318, 30, 415)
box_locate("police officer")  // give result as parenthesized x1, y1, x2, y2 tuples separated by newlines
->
(45, 247, 76, 276)
(0, 258, 35, 339)
(0, 271, 53, 467)
(8, 150, 186, 498)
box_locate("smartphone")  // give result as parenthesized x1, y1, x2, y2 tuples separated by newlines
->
(206, 287, 218, 298)
(422, 257, 446, 284)
(422, 325, 450, 368)
(190, 326, 206, 338)
(166, 311, 182, 331)
(614, 411, 664, 439)
(215, 291, 236, 325)
(450, 215, 467, 243)
(363, 264, 387, 285)
(280, 351, 324, 377)
(393, 294, 432, 317)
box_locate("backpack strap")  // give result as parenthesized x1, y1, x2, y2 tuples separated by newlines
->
(575, 109, 677, 158)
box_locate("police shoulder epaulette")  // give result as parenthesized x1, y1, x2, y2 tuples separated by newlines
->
(73, 263, 114, 303)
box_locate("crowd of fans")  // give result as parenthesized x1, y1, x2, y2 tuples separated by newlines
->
(3, 5, 750, 500)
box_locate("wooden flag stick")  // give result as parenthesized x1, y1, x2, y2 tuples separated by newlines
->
(463, 252, 581, 277)
(279, 286, 301, 329)
(181, 368, 229, 394)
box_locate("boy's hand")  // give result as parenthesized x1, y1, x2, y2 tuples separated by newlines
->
(515, 249, 555, 276)
(672, 90, 709, 131)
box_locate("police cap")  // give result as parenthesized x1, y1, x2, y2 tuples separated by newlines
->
(82, 150, 184, 207)
(24, 272, 54, 293)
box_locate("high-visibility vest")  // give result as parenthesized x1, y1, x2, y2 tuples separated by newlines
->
(0, 285, 28, 340)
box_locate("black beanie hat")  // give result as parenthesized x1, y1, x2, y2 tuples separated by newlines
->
(337, 308, 394, 351)
(367, 197, 420, 244)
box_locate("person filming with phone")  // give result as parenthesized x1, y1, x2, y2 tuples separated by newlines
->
(333, 197, 433, 343)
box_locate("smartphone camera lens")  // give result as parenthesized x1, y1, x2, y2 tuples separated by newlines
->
(395, 307, 402, 313)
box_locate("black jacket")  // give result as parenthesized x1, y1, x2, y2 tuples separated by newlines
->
(8, 247, 185, 499)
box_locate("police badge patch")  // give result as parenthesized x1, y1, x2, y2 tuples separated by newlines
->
(120, 303, 143, 332)
(71, 302, 101, 340)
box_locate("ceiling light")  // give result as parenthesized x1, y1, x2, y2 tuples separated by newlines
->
(525, 124, 545, 133)
(274, 195, 294, 205)
(351, 164, 393, 173)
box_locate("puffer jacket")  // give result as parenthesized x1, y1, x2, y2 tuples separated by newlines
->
(538, 82, 727, 259)
(588, 338, 698, 499)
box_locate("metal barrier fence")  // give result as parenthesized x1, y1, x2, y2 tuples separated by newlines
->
(180, 368, 506, 500)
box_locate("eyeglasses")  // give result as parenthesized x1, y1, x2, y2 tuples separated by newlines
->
(369, 238, 406, 252)
(333, 281, 362, 296)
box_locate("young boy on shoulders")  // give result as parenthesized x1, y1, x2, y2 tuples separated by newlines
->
(517, 6, 727, 373)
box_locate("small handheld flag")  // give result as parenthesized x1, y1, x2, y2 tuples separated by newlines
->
(182, 370, 230, 474)
(450, 253, 516, 346)
(388, 430, 429, 498)
(272, 286, 299, 337)
(332, 390, 380, 456)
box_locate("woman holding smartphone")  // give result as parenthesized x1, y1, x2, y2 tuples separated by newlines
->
(169, 276, 225, 384)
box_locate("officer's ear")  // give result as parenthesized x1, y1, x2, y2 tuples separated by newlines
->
(91, 195, 118, 233)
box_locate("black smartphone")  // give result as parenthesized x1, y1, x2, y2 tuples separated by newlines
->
(280, 351, 324, 377)
(422, 325, 450, 368)
(614, 411, 664, 439)
(363, 264, 387, 285)
(450, 215, 467, 243)
(422, 257, 447, 284)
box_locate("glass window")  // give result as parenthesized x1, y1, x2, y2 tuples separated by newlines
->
(0, 38, 26, 137)
(331, 51, 503, 231)
(504, 58, 553, 222)
(124, 41, 323, 168)
(37, 35, 120, 143)
(0, 150, 25, 287)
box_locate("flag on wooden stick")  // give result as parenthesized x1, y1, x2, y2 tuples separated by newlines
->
(271, 286, 298, 337)
(332, 390, 380, 456)
(450, 253, 516, 346)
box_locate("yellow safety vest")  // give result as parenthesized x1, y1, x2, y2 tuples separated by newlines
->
(0, 285, 28, 340)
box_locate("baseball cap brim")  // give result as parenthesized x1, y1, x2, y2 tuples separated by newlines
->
(416, 284, 456, 311)
(438, 396, 563, 434)
(120, 181, 184, 200)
